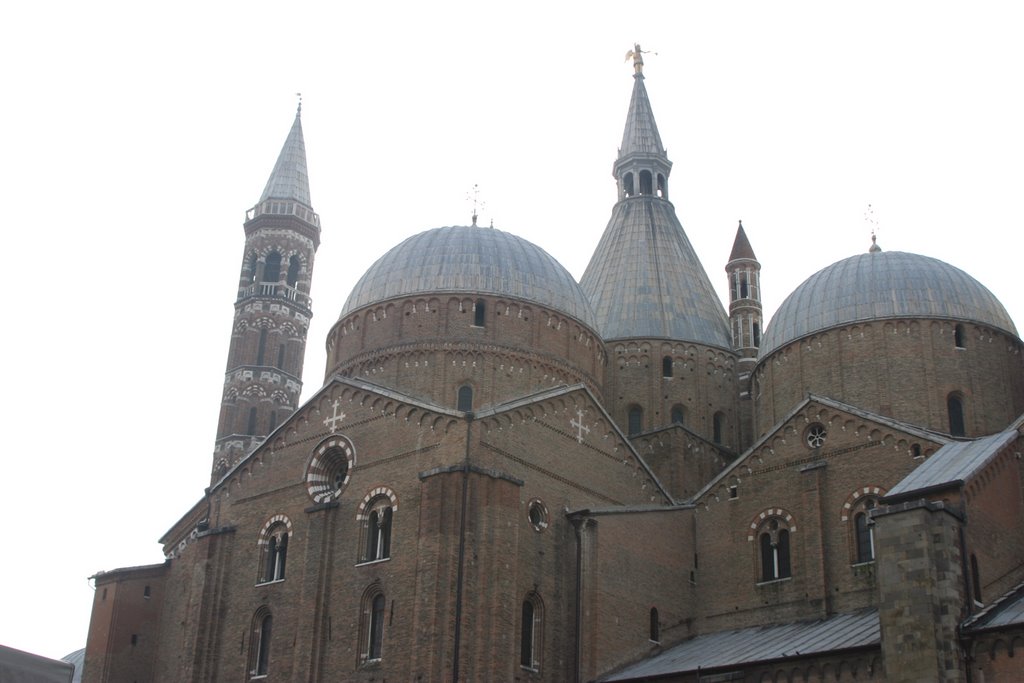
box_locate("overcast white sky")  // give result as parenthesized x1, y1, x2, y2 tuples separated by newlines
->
(2, 0, 1022, 661)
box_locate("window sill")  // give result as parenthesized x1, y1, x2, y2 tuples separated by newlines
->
(850, 560, 875, 568)
(254, 578, 285, 587)
(520, 665, 540, 674)
(756, 577, 792, 587)
(355, 557, 391, 567)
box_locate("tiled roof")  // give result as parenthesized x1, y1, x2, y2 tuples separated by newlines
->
(618, 73, 665, 159)
(729, 221, 757, 262)
(887, 428, 1020, 498)
(760, 251, 1018, 358)
(602, 609, 879, 681)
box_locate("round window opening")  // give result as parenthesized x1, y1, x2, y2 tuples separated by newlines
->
(306, 438, 354, 504)
(527, 499, 549, 532)
(806, 423, 827, 449)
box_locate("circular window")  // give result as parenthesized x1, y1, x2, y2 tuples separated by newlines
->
(805, 423, 827, 449)
(306, 437, 354, 503)
(527, 499, 549, 532)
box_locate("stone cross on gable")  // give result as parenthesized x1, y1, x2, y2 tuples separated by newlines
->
(570, 409, 590, 444)
(323, 399, 346, 431)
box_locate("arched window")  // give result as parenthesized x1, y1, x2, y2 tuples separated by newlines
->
(361, 496, 394, 563)
(623, 172, 635, 197)
(361, 590, 386, 662)
(954, 324, 966, 349)
(286, 256, 300, 287)
(670, 405, 685, 425)
(752, 322, 761, 347)
(713, 412, 724, 445)
(739, 272, 749, 299)
(662, 355, 673, 378)
(249, 610, 272, 678)
(247, 253, 259, 283)
(854, 499, 876, 563)
(256, 328, 268, 366)
(639, 170, 653, 195)
(457, 385, 473, 412)
(262, 251, 282, 283)
(649, 607, 660, 643)
(520, 593, 543, 670)
(263, 531, 288, 582)
(971, 554, 983, 604)
(473, 299, 486, 327)
(759, 519, 791, 582)
(948, 393, 966, 437)
(656, 173, 666, 199)
(628, 405, 643, 436)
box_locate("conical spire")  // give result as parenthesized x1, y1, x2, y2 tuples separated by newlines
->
(259, 105, 312, 208)
(729, 220, 757, 261)
(581, 59, 729, 347)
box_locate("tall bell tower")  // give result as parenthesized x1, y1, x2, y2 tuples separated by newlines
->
(212, 103, 320, 479)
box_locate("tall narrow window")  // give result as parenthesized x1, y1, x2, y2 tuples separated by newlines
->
(954, 324, 966, 349)
(256, 328, 267, 366)
(247, 407, 258, 435)
(739, 273, 749, 299)
(286, 257, 300, 287)
(623, 172, 635, 197)
(247, 253, 259, 283)
(365, 505, 393, 562)
(473, 299, 486, 327)
(263, 251, 282, 283)
(628, 405, 642, 436)
(639, 170, 653, 195)
(656, 173, 666, 199)
(649, 607, 660, 642)
(854, 500, 875, 563)
(264, 533, 287, 581)
(520, 594, 542, 670)
(276, 343, 286, 369)
(457, 385, 473, 412)
(713, 412, 724, 445)
(662, 356, 673, 378)
(752, 322, 761, 347)
(367, 593, 385, 661)
(251, 612, 272, 678)
(948, 394, 965, 436)
(971, 554, 982, 604)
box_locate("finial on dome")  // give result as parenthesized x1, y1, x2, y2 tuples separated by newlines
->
(865, 203, 881, 252)
(466, 184, 484, 227)
(869, 233, 882, 253)
(296, 92, 302, 117)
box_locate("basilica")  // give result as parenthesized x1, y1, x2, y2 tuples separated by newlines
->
(83, 50, 1024, 682)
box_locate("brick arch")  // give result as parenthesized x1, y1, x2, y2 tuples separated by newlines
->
(356, 487, 399, 520)
(840, 485, 886, 521)
(747, 507, 797, 541)
(257, 514, 293, 545)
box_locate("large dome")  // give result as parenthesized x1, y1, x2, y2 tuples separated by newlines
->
(340, 226, 598, 328)
(760, 250, 1018, 358)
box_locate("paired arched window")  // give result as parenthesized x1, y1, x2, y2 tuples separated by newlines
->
(257, 517, 292, 584)
(249, 609, 273, 678)
(360, 496, 394, 563)
(759, 519, 792, 582)
(520, 593, 543, 671)
(948, 393, 966, 436)
(360, 589, 386, 662)
(627, 405, 643, 436)
(457, 385, 473, 412)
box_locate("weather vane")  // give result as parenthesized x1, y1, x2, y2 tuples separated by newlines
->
(625, 44, 658, 75)
(466, 184, 485, 227)
(296, 92, 302, 116)
(865, 203, 881, 252)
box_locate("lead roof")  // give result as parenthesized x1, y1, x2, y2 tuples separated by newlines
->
(259, 109, 312, 208)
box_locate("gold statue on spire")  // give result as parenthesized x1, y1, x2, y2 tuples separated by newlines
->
(625, 44, 656, 75)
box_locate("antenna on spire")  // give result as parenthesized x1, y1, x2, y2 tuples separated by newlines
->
(865, 203, 882, 252)
(296, 92, 302, 116)
(625, 44, 658, 75)
(466, 184, 485, 227)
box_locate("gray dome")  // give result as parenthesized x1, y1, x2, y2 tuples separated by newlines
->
(760, 251, 1018, 358)
(340, 226, 598, 328)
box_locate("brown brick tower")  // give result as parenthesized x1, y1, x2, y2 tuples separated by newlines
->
(726, 220, 762, 446)
(212, 104, 320, 478)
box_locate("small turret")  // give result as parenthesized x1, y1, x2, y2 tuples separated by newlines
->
(726, 220, 762, 446)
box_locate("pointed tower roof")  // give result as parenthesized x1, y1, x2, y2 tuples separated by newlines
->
(728, 221, 757, 261)
(580, 53, 730, 348)
(259, 105, 312, 208)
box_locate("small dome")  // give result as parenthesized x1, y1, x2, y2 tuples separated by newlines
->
(340, 226, 597, 328)
(760, 251, 1018, 358)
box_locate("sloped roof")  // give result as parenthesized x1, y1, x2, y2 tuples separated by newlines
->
(618, 73, 665, 160)
(259, 109, 312, 207)
(760, 251, 1018, 359)
(581, 199, 731, 346)
(962, 581, 1024, 633)
(340, 226, 597, 327)
(728, 221, 757, 262)
(886, 427, 1020, 498)
(601, 609, 879, 681)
